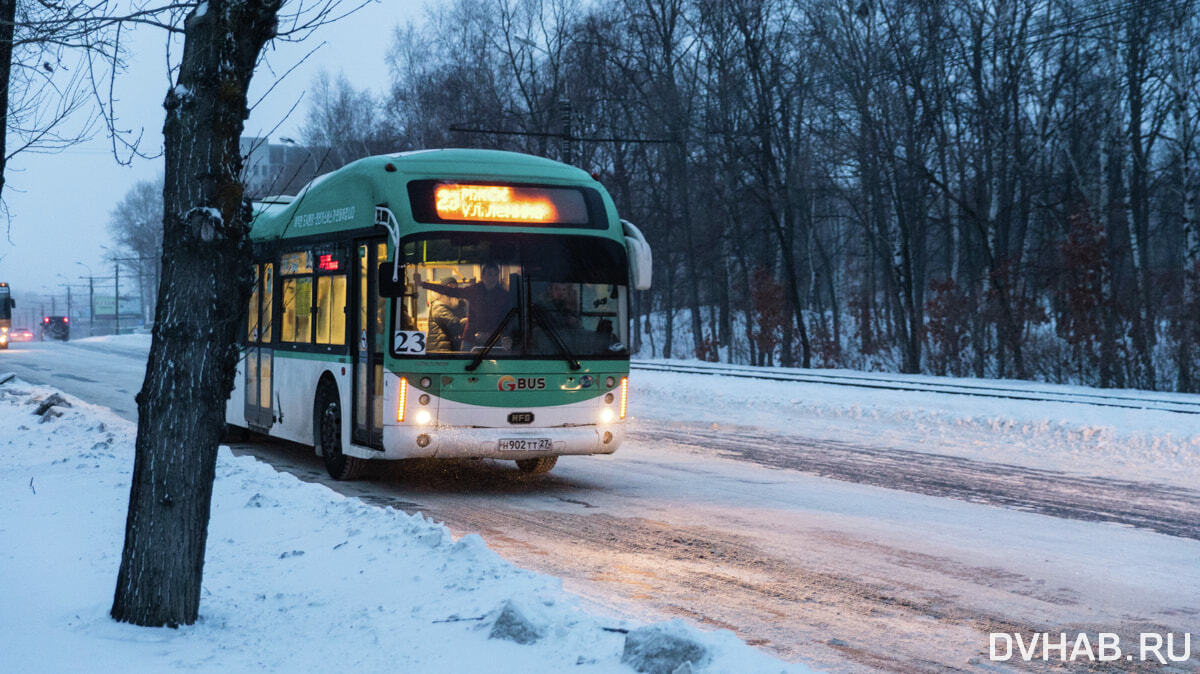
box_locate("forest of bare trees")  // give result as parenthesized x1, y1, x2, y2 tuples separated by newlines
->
(299, 0, 1199, 392)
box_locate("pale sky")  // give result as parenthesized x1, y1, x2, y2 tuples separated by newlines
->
(1, 0, 431, 319)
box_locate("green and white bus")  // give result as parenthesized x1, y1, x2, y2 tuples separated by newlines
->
(0, 282, 12, 348)
(226, 149, 652, 479)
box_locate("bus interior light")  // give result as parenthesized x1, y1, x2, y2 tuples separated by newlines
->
(397, 377, 408, 422)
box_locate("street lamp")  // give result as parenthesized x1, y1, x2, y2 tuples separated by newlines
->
(280, 137, 320, 185)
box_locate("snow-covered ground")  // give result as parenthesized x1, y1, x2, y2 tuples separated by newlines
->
(0, 376, 801, 673)
(634, 359, 1200, 490)
(3, 335, 1199, 671)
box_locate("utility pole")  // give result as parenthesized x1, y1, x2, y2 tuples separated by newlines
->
(559, 98, 572, 165)
(110, 255, 156, 332)
(78, 262, 96, 336)
(88, 277, 94, 336)
(115, 261, 120, 336)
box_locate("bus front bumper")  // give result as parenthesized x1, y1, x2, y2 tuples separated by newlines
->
(379, 424, 624, 460)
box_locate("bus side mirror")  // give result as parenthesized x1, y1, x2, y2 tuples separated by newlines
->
(377, 262, 405, 297)
(621, 219, 653, 290)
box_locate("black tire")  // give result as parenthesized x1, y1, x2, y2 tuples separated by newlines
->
(221, 423, 249, 443)
(316, 381, 366, 480)
(515, 456, 558, 475)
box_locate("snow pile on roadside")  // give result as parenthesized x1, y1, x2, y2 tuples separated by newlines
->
(633, 364, 1200, 489)
(0, 379, 804, 674)
(69, 332, 155, 358)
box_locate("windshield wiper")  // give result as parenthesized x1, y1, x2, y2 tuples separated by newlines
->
(465, 307, 519, 372)
(530, 305, 582, 371)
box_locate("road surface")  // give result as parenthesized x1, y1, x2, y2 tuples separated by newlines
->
(3, 338, 1197, 672)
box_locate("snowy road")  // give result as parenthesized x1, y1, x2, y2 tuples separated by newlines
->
(634, 424, 1200, 541)
(4, 338, 1199, 672)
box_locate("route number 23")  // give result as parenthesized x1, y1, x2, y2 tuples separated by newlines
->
(393, 330, 427, 355)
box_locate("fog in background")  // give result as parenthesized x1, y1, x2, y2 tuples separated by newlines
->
(0, 0, 430, 317)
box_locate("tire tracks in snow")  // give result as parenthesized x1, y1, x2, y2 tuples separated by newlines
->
(629, 425, 1200, 541)
(226, 436, 1199, 672)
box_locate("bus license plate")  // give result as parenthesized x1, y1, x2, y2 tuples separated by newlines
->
(498, 438, 551, 452)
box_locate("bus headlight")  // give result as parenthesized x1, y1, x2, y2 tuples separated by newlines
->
(415, 409, 432, 425)
(600, 408, 615, 424)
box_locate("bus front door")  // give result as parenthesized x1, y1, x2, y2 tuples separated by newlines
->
(245, 262, 274, 430)
(352, 241, 385, 449)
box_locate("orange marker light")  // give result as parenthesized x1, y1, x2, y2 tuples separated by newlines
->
(397, 377, 408, 423)
(619, 377, 628, 419)
(435, 184, 557, 223)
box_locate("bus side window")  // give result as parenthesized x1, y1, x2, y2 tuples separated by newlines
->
(263, 264, 274, 342)
(315, 274, 347, 346)
(282, 277, 313, 343)
(247, 265, 260, 343)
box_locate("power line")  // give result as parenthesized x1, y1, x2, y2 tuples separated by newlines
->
(448, 124, 677, 145)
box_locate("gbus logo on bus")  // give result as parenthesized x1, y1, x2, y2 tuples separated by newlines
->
(498, 376, 546, 391)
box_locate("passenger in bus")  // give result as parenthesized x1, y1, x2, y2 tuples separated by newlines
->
(417, 262, 512, 347)
(427, 278, 466, 352)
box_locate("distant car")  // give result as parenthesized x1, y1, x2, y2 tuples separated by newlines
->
(10, 328, 34, 342)
(42, 316, 70, 341)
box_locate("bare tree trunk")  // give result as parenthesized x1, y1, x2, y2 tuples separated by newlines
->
(112, 0, 280, 627)
(1124, 5, 1156, 388)
(0, 0, 16, 203)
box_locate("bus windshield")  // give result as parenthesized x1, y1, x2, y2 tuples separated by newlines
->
(398, 233, 630, 360)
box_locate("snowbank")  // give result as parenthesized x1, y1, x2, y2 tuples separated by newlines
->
(0, 379, 803, 673)
(633, 361, 1200, 489)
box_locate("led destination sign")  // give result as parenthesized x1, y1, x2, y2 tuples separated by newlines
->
(423, 182, 590, 225)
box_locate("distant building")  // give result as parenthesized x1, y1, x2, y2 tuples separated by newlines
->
(241, 137, 333, 197)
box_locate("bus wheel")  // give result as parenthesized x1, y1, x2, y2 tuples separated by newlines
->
(316, 382, 365, 481)
(220, 423, 249, 443)
(515, 456, 557, 475)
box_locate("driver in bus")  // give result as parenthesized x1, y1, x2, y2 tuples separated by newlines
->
(426, 278, 466, 352)
(534, 282, 582, 330)
(416, 262, 512, 348)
